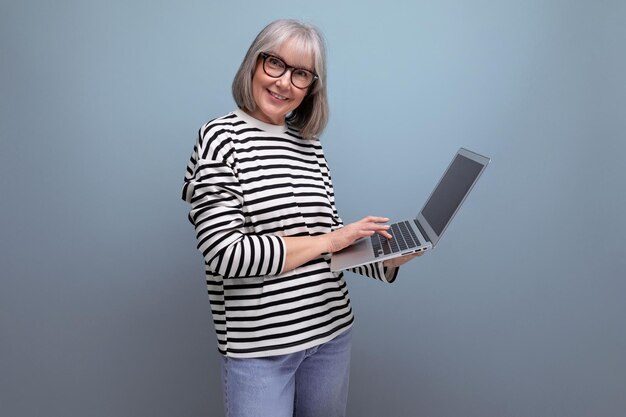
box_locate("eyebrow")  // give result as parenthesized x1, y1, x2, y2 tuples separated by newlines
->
(267, 52, 315, 73)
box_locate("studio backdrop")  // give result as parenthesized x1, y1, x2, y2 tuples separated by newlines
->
(1, 1, 625, 416)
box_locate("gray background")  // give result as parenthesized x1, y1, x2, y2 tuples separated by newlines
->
(1, 0, 625, 416)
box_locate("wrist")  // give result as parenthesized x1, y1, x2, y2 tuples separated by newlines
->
(318, 233, 333, 254)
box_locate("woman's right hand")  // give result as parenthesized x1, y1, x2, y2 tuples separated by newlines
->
(323, 216, 392, 253)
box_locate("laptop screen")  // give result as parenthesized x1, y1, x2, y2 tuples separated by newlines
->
(421, 152, 487, 237)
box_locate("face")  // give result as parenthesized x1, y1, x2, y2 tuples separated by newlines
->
(248, 40, 314, 125)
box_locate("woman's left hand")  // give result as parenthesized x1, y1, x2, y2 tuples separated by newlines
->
(383, 252, 424, 268)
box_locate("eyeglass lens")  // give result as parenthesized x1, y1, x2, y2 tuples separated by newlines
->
(262, 54, 315, 88)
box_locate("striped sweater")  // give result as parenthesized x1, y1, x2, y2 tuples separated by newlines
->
(182, 109, 396, 358)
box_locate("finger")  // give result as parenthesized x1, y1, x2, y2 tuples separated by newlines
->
(366, 223, 391, 239)
(362, 216, 389, 224)
(377, 230, 393, 239)
(369, 224, 391, 232)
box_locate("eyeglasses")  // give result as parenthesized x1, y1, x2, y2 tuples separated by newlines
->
(260, 52, 318, 89)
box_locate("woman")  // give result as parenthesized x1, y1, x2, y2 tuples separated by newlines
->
(182, 19, 420, 417)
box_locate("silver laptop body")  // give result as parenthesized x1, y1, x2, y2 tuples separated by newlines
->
(330, 148, 490, 272)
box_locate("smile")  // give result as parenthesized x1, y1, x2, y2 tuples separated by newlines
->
(268, 89, 288, 101)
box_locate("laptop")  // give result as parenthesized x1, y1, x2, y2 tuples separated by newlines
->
(330, 148, 490, 271)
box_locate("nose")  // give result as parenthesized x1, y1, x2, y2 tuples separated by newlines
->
(275, 69, 292, 88)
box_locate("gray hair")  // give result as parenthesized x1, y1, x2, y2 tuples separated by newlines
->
(232, 19, 329, 139)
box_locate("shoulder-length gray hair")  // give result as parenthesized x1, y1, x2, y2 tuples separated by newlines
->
(232, 19, 329, 139)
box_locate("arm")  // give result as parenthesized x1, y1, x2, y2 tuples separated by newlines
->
(185, 158, 286, 279)
(281, 216, 392, 273)
(283, 216, 422, 279)
(184, 156, 394, 279)
(186, 161, 417, 279)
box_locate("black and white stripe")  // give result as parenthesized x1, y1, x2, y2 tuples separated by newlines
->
(182, 109, 393, 358)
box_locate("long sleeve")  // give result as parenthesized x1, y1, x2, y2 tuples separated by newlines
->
(350, 262, 399, 283)
(182, 127, 286, 280)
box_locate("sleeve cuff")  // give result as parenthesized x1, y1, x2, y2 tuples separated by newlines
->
(274, 235, 287, 275)
(383, 265, 399, 283)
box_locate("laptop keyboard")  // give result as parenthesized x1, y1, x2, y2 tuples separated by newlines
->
(371, 220, 421, 258)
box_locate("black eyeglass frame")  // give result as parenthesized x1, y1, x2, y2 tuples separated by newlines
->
(259, 52, 319, 89)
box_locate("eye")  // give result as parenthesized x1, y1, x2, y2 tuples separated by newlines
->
(268, 57, 284, 69)
(293, 69, 312, 80)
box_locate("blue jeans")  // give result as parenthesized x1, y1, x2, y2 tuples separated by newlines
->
(220, 327, 352, 417)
